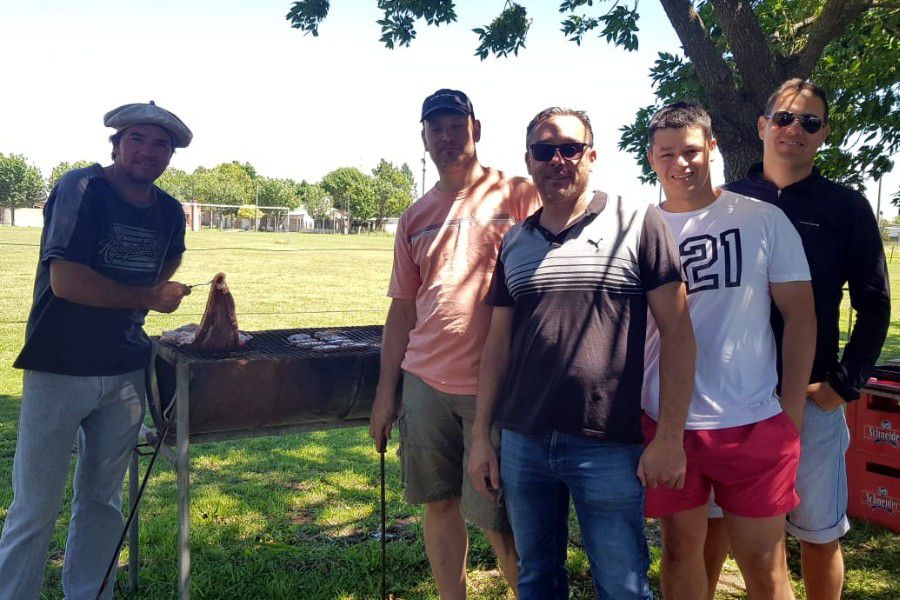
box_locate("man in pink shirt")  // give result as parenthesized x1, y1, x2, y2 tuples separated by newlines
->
(369, 89, 539, 598)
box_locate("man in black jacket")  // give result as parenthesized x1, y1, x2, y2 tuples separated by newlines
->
(706, 79, 890, 600)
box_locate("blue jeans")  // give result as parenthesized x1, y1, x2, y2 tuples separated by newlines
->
(501, 429, 652, 599)
(0, 369, 145, 600)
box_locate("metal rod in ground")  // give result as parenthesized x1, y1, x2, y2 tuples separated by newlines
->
(96, 414, 173, 600)
(380, 436, 387, 600)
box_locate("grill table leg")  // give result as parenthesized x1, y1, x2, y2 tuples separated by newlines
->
(128, 448, 140, 592)
(176, 362, 191, 600)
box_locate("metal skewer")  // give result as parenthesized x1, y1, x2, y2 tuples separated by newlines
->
(379, 435, 387, 600)
(186, 278, 214, 289)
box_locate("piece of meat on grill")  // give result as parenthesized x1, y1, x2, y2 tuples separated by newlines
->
(188, 273, 244, 351)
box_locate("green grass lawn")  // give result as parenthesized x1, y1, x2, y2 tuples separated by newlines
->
(0, 226, 898, 599)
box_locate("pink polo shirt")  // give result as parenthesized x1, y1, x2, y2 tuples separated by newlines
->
(388, 168, 539, 395)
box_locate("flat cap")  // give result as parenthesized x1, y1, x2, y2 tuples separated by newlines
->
(104, 100, 192, 148)
(421, 89, 474, 122)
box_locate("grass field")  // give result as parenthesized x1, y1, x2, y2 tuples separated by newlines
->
(0, 226, 898, 599)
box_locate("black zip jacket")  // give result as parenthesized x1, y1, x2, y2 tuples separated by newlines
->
(725, 164, 890, 401)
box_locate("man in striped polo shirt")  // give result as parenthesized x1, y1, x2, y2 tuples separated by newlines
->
(468, 107, 696, 598)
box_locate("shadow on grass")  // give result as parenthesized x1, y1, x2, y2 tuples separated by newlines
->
(2, 390, 898, 598)
(122, 425, 665, 599)
(786, 519, 900, 599)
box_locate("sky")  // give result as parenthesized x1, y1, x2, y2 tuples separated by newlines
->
(1, 0, 896, 215)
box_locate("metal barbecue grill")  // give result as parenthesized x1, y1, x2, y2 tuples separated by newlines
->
(126, 325, 392, 599)
(150, 326, 384, 441)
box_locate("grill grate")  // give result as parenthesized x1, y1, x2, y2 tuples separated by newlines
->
(157, 325, 383, 362)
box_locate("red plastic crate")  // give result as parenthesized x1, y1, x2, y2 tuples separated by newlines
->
(850, 391, 900, 461)
(846, 450, 900, 532)
(846, 399, 858, 440)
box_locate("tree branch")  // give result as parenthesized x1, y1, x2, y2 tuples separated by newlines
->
(787, 0, 878, 77)
(708, 0, 784, 107)
(657, 0, 741, 105)
(658, 0, 764, 180)
(656, 0, 759, 122)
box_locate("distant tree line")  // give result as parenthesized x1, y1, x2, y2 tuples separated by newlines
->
(0, 153, 44, 226)
(0, 154, 417, 230)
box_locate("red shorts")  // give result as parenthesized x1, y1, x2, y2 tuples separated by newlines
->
(642, 412, 801, 519)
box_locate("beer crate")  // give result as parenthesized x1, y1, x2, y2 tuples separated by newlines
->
(846, 450, 900, 533)
(850, 391, 900, 462)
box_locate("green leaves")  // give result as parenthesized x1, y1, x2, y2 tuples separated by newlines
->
(560, 1, 639, 51)
(597, 5, 639, 51)
(297, 182, 333, 220)
(321, 167, 375, 221)
(257, 177, 302, 209)
(0, 153, 44, 211)
(193, 162, 256, 207)
(371, 159, 416, 221)
(617, 105, 659, 185)
(318, 161, 415, 225)
(813, 7, 900, 190)
(649, 52, 704, 103)
(473, 3, 530, 59)
(560, 14, 601, 46)
(286, 0, 331, 36)
(376, 0, 458, 49)
(47, 160, 94, 192)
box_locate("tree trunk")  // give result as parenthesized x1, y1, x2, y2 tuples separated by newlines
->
(660, 0, 870, 183)
(10, 207, 15, 227)
(708, 111, 764, 183)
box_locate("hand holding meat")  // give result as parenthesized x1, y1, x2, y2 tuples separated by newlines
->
(149, 281, 191, 313)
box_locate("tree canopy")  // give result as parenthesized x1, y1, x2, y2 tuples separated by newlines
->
(47, 160, 94, 191)
(287, 0, 899, 188)
(0, 151, 413, 231)
(321, 166, 376, 226)
(0, 153, 44, 225)
(192, 162, 256, 206)
(156, 167, 195, 202)
(257, 177, 301, 209)
(297, 181, 333, 220)
(372, 159, 416, 225)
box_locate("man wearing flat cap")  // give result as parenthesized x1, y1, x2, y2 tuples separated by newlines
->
(0, 101, 192, 599)
(369, 88, 539, 597)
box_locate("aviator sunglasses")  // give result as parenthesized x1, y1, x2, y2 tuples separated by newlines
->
(529, 142, 589, 162)
(765, 111, 825, 134)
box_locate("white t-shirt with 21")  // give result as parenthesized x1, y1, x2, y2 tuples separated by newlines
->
(642, 190, 810, 430)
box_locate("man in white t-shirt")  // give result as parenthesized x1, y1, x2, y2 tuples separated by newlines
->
(641, 102, 817, 599)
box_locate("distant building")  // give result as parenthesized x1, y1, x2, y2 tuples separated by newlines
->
(286, 206, 315, 232)
(886, 225, 900, 242)
(0, 207, 44, 227)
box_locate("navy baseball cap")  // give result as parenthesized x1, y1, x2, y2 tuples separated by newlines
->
(421, 89, 475, 121)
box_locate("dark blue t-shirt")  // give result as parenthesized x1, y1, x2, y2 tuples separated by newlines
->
(14, 164, 186, 375)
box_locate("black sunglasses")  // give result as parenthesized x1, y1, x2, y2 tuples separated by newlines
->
(766, 111, 825, 134)
(529, 142, 589, 162)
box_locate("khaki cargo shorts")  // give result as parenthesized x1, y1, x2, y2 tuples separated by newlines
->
(397, 371, 510, 533)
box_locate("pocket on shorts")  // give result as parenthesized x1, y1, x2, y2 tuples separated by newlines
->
(806, 396, 842, 416)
